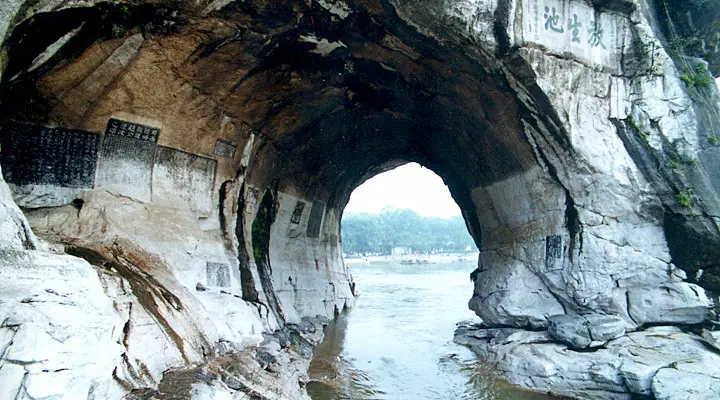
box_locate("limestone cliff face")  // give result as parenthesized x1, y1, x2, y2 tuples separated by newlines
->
(1, 0, 720, 399)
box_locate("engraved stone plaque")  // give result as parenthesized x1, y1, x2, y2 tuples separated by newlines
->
(96, 119, 159, 202)
(306, 200, 325, 238)
(290, 201, 305, 224)
(246, 187, 260, 210)
(521, 0, 626, 70)
(545, 235, 562, 268)
(214, 139, 236, 159)
(105, 118, 160, 142)
(152, 146, 216, 213)
(206, 261, 230, 288)
(0, 124, 99, 188)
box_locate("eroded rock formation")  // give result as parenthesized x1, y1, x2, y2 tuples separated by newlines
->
(1, 0, 720, 399)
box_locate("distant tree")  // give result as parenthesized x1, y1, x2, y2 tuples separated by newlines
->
(340, 208, 478, 255)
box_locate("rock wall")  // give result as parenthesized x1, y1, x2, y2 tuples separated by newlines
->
(0, 0, 719, 399)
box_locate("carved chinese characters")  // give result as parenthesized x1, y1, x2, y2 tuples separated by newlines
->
(525, 0, 626, 68)
(96, 119, 159, 202)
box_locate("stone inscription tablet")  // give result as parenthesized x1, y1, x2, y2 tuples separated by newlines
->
(0, 124, 99, 188)
(290, 201, 305, 224)
(152, 146, 216, 213)
(96, 119, 159, 202)
(545, 235, 562, 268)
(206, 261, 230, 288)
(306, 200, 325, 238)
(106, 118, 160, 142)
(214, 139, 237, 159)
(522, 0, 626, 69)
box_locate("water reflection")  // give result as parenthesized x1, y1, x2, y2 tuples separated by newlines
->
(307, 261, 556, 400)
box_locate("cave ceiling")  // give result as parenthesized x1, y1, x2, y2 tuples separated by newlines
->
(0, 0, 542, 208)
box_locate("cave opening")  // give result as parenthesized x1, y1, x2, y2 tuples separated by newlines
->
(306, 162, 494, 398)
(339, 161, 478, 258)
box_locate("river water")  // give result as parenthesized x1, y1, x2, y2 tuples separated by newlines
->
(306, 260, 555, 400)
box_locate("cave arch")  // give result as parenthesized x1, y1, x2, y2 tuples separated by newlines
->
(0, 0, 709, 332)
(1, 1, 719, 398)
(247, 112, 571, 327)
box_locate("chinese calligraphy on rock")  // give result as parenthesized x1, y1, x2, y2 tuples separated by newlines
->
(542, 5, 606, 49)
(544, 7, 565, 33)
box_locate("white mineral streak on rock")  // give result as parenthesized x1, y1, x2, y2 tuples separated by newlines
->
(315, 0, 351, 19)
(58, 33, 144, 119)
(27, 24, 85, 73)
(299, 35, 347, 56)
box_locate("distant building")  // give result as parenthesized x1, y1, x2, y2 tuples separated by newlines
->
(392, 247, 409, 256)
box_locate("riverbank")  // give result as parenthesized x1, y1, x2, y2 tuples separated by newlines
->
(454, 321, 720, 399)
(344, 252, 479, 265)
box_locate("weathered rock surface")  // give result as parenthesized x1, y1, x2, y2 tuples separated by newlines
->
(547, 314, 627, 349)
(0, 0, 720, 398)
(627, 283, 712, 326)
(455, 323, 720, 400)
(0, 166, 38, 250)
(652, 360, 720, 400)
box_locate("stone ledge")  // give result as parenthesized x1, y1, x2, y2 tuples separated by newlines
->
(455, 322, 720, 399)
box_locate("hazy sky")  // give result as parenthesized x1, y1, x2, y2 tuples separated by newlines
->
(344, 163, 461, 218)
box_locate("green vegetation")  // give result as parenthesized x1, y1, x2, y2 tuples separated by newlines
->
(668, 151, 697, 170)
(627, 115, 638, 130)
(626, 115, 651, 144)
(709, 135, 719, 145)
(341, 208, 477, 255)
(676, 189, 694, 208)
(668, 36, 701, 53)
(630, 37, 651, 69)
(680, 63, 714, 95)
(111, 24, 126, 39)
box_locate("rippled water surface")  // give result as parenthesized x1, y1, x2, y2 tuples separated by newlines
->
(307, 260, 556, 400)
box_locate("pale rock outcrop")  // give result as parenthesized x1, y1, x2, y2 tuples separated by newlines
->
(627, 283, 711, 326)
(1, 0, 720, 399)
(0, 162, 315, 398)
(0, 166, 37, 250)
(652, 360, 720, 400)
(468, 254, 565, 329)
(0, 250, 123, 399)
(455, 323, 720, 400)
(547, 314, 627, 349)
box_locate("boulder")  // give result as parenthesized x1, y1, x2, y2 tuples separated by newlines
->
(456, 325, 720, 399)
(548, 314, 626, 349)
(652, 360, 720, 400)
(548, 314, 593, 348)
(470, 260, 564, 329)
(627, 283, 711, 326)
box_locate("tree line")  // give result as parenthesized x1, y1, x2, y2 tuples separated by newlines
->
(340, 208, 478, 255)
